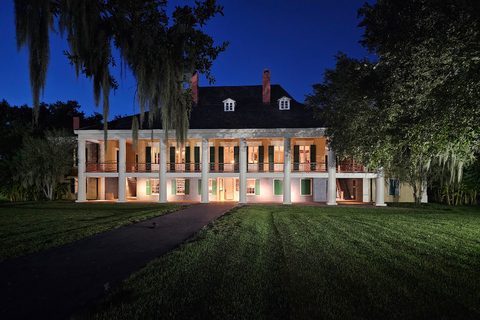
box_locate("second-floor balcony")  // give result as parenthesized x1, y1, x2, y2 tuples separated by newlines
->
(85, 162, 118, 172)
(85, 160, 369, 173)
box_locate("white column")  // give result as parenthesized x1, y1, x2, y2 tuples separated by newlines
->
(117, 138, 127, 203)
(327, 147, 337, 205)
(76, 137, 86, 202)
(158, 138, 167, 203)
(283, 138, 292, 204)
(375, 167, 387, 206)
(99, 141, 105, 200)
(239, 138, 247, 204)
(363, 178, 369, 203)
(201, 138, 209, 203)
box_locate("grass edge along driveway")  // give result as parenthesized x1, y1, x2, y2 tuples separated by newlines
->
(0, 201, 186, 262)
(74, 204, 480, 320)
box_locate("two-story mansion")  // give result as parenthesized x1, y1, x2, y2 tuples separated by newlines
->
(74, 69, 421, 205)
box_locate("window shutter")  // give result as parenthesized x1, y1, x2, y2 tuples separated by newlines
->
(310, 145, 316, 171)
(274, 180, 283, 195)
(146, 146, 151, 171)
(194, 146, 200, 171)
(185, 146, 191, 171)
(259, 146, 264, 171)
(218, 146, 224, 171)
(395, 180, 399, 196)
(389, 179, 395, 196)
(268, 146, 274, 171)
(185, 179, 190, 195)
(70, 178, 75, 194)
(255, 179, 260, 195)
(294, 145, 300, 171)
(212, 179, 217, 195)
(301, 179, 311, 195)
(234, 146, 239, 171)
(198, 179, 202, 195)
(146, 180, 151, 195)
(210, 146, 215, 171)
(171, 179, 176, 195)
(170, 146, 175, 171)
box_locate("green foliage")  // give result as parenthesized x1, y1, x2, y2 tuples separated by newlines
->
(15, 0, 228, 144)
(0, 100, 102, 201)
(13, 130, 76, 200)
(306, 0, 480, 204)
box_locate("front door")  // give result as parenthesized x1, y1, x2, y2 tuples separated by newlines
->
(225, 178, 234, 200)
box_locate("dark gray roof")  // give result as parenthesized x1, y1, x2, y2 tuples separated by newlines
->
(80, 84, 323, 130)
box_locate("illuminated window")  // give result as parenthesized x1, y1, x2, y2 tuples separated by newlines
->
(247, 179, 256, 195)
(146, 179, 159, 195)
(176, 179, 185, 195)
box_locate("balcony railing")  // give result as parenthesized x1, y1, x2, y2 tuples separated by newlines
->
(247, 163, 284, 172)
(337, 160, 366, 172)
(209, 162, 239, 173)
(126, 163, 160, 173)
(85, 162, 117, 172)
(292, 162, 327, 172)
(167, 162, 202, 172)
(85, 161, 368, 173)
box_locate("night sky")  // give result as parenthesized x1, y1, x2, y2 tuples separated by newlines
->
(0, 0, 372, 120)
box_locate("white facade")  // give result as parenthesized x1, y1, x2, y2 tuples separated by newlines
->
(74, 127, 383, 205)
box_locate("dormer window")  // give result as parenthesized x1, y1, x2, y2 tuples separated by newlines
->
(223, 98, 236, 112)
(278, 96, 291, 110)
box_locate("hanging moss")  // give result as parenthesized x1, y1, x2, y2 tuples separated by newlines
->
(15, 0, 228, 146)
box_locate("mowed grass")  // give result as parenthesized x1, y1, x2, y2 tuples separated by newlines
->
(74, 204, 480, 320)
(0, 201, 185, 261)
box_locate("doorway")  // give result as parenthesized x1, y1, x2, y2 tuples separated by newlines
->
(218, 178, 238, 201)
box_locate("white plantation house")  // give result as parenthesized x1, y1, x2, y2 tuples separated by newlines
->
(73, 70, 424, 205)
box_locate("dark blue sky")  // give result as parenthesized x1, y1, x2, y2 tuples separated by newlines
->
(0, 0, 373, 120)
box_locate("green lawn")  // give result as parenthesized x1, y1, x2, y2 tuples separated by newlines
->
(73, 204, 480, 320)
(0, 201, 185, 261)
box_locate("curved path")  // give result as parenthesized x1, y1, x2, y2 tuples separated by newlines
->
(0, 202, 237, 320)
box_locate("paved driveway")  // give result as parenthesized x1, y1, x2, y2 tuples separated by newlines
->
(0, 202, 237, 320)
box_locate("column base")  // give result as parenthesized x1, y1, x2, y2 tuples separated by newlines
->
(75, 200, 86, 203)
(157, 200, 167, 204)
(327, 202, 338, 206)
(375, 203, 387, 207)
(116, 200, 128, 203)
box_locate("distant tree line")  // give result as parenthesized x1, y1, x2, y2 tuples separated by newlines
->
(0, 99, 102, 201)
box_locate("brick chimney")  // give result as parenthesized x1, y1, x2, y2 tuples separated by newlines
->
(73, 117, 80, 130)
(191, 73, 199, 104)
(262, 69, 271, 103)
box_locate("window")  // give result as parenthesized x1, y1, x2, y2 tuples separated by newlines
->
(274, 179, 283, 196)
(146, 179, 159, 195)
(247, 179, 256, 195)
(389, 179, 400, 196)
(248, 146, 259, 163)
(151, 179, 159, 194)
(300, 179, 312, 195)
(176, 179, 185, 195)
(223, 98, 236, 112)
(299, 145, 310, 163)
(172, 179, 190, 195)
(278, 96, 291, 110)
